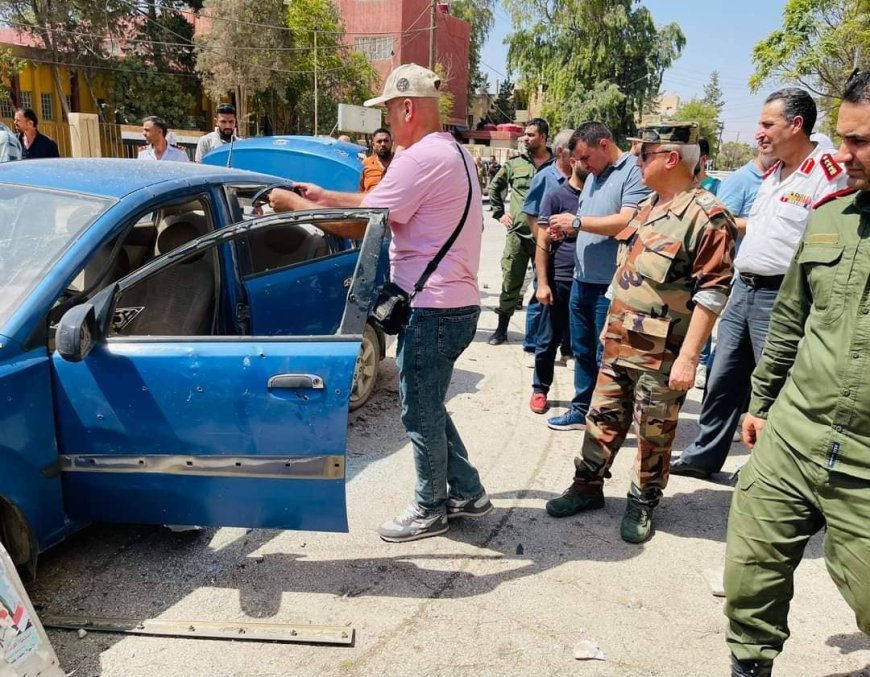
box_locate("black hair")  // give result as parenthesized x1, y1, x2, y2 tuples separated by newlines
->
(844, 70, 870, 103)
(765, 87, 817, 137)
(373, 127, 391, 137)
(569, 121, 613, 150)
(698, 138, 710, 156)
(526, 117, 549, 138)
(16, 108, 38, 127)
(143, 115, 168, 137)
(216, 103, 236, 115)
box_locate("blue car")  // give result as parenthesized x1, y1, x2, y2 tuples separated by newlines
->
(0, 158, 388, 573)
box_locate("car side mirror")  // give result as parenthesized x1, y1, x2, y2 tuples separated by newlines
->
(56, 303, 100, 362)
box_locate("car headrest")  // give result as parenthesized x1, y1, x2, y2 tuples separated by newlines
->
(156, 220, 202, 255)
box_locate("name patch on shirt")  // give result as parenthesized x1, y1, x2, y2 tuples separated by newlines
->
(779, 192, 812, 209)
(828, 441, 841, 469)
(805, 233, 840, 245)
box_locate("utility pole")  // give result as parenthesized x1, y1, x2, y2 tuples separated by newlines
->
(314, 30, 319, 136)
(428, 0, 436, 70)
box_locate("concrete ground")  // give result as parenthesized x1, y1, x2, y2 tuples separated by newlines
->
(28, 207, 869, 676)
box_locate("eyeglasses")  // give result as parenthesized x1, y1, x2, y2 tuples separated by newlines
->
(639, 149, 674, 162)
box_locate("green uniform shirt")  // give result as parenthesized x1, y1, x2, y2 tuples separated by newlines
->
(487, 150, 553, 238)
(750, 189, 870, 480)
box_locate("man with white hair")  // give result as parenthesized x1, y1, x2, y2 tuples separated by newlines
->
(269, 63, 490, 543)
(544, 122, 737, 543)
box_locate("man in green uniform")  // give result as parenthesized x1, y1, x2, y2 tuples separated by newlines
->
(487, 118, 554, 345)
(545, 122, 737, 543)
(724, 72, 870, 677)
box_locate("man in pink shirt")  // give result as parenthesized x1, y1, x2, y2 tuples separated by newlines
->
(270, 63, 491, 542)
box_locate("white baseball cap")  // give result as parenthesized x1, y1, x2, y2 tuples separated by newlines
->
(363, 63, 441, 107)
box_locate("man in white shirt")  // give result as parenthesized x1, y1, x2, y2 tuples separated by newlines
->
(672, 88, 848, 479)
(138, 116, 189, 162)
(195, 103, 242, 162)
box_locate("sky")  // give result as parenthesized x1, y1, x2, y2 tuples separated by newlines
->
(480, 0, 789, 145)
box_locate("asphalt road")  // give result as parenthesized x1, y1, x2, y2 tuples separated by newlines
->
(28, 207, 870, 676)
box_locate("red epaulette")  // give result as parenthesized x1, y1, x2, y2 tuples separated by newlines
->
(819, 153, 844, 181)
(762, 160, 781, 179)
(813, 187, 858, 210)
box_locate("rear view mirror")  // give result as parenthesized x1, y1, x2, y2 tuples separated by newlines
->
(56, 303, 99, 362)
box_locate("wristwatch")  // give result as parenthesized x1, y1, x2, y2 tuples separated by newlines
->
(571, 215, 582, 230)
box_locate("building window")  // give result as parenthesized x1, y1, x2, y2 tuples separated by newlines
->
(0, 98, 13, 118)
(20, 90, 33, 111)
(41, 93, 54, 121)
(354, 36, 393, 61)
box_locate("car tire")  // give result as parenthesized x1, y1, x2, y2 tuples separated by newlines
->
(349, 322, 380, 411)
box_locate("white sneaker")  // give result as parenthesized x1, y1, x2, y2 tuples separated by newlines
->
(378, 503, 448, 542)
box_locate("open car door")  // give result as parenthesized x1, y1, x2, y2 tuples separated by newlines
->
(49, 209, 387, 533)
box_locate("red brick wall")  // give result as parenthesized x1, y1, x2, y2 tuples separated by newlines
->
(334, 0, 470, 126)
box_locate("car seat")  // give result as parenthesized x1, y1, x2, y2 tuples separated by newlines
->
(117, 219, 215, 336)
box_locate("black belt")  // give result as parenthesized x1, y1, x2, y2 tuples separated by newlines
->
(739, 272, 785, 289)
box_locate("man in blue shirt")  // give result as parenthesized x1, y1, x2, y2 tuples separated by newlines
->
(530, 135, 588, 413)
(546, 122, 650, 430)
(521, 129, 575, 361)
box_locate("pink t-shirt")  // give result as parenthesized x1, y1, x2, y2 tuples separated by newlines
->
(361, 132, 482, 308)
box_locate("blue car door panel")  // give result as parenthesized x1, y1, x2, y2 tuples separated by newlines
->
(49, 209, 388, 533)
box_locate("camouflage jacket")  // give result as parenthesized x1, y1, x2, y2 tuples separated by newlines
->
(604, 186, 737, 375)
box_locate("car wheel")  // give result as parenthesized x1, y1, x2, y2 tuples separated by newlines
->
(349, 323, 380, 411)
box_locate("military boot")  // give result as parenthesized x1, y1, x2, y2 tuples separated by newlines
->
(620, 496, 655, 543)
(545, 480, 604, 518)
(488, 313, 510, 345)
(730, 655, 773, 677)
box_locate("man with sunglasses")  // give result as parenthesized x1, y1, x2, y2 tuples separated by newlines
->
(671, 88, 848, 480)
(723, 72, 870, 677)
(545, 122, 737, 544)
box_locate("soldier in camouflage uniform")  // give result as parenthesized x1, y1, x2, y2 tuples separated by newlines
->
(546, 122, 738, 543)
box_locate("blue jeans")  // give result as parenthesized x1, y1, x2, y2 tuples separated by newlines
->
(523, 276, 542, 352)
(533, 279, 572, 394)
(680, 278, 778, 472)
(569, 280, 610, 416)
(396, 306, 486, 514)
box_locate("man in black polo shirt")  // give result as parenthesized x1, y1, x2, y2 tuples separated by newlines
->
(14, 108, 60, 159)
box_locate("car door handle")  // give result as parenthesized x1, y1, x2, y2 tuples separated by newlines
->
(268, 374, 325, 390)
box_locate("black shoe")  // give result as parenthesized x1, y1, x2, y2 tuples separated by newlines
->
(730, 655, 773, 677)
(488, 314, 510, 346)
(669, 458, 713, 480)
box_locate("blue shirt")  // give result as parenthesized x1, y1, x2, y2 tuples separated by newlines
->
(523, 163, 567, 216)
(574, 152, 650, 284)
(717, 159, 763, 218)
(540, 180, 582, 281)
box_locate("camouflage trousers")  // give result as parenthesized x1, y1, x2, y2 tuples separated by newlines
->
(573, 359, 686, 505)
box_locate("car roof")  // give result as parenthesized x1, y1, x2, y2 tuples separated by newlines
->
(0, 158, 283, 199)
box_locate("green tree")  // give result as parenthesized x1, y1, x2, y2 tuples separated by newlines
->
(718, 140, 755, 171)
(673, 98, 721, 161)
(504, 0, 685, 141)
(750, 0, 870, 132)
(0, 48, 25, 105)
(486, 78, 516, 125)
(703, 70, 724, 113)
(283, 0, 377, 136)
(451, 0, 495, 100)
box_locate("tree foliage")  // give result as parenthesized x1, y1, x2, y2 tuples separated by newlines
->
(486, 78, 516, 125)
(674, 98, 721, 161)
(503, 0, 685, 141)
(0, 48, 25, 104)
(750, 0, 869, 131)
(450, 0, 495, 100)
(703, 71, 724, 113)
(718, 141, 755, 171)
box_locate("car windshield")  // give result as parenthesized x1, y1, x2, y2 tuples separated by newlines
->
(0, 184, 114, 328)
